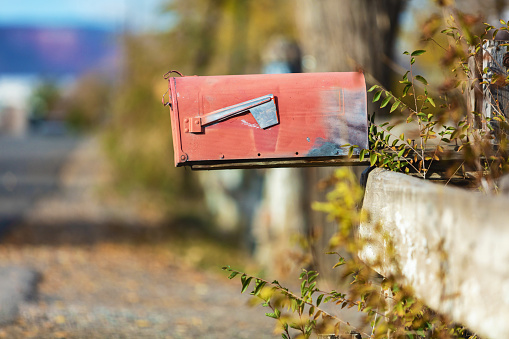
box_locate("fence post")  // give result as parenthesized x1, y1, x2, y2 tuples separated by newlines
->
(468, 33, 509, 140)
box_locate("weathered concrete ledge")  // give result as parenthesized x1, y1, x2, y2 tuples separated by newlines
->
(359, 168, 509, 338)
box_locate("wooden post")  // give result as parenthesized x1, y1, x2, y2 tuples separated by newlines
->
(468, 36, 509, 140)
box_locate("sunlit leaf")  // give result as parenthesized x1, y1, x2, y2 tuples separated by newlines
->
(370, 153, 377, 166)
(403, 84, 411, 97)
(241, 276, 253, 293)
(359, 149, 366, 161)
(411, 49, 426, 56)
(367, 85, 378, 92)
(415, 75, 428, 85)
(390, 101, 400, 113)
(380, 96, 391, 108)
(317, 294, 324, 307)
(373, 91, 382, 102)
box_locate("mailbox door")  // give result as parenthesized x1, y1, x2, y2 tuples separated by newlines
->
(168, 72, 367, 168)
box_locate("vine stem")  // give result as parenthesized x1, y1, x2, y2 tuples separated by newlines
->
(409, 59, 426, 179)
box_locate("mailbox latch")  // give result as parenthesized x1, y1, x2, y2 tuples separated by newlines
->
(186, 94, 278, 133)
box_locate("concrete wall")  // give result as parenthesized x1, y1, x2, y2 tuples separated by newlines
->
(359, 168, 509, 338)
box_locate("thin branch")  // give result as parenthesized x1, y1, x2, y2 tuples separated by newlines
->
(224, 268, 372, 338)
(445, 161, 465, 186)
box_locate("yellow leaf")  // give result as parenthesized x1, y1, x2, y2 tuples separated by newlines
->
(136, 319, 151, 328)
(54, 315, 66, 324)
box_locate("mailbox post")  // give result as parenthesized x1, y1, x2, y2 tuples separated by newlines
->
(164, 72, 368, 170)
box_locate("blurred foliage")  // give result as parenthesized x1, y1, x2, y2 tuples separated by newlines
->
(398, 0, 507, 85)
(103, 33, 197, 217)
(102, 0, 297, 219)
(64, 73, 112, 131)
(29, 78, 61, 120)
(162, 0, 297, 76)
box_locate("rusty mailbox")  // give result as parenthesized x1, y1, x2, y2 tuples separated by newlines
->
(164, 72, 368, 169)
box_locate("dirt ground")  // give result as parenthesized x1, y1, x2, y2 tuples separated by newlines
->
(0, 137, 278, 339)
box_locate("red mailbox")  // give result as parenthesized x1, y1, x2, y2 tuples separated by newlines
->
(165, 72, 367, 169)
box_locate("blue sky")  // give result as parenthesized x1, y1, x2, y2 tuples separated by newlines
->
(0, 0, 173, 31)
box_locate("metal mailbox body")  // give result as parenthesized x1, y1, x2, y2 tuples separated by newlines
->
(167, 72, 367, 169)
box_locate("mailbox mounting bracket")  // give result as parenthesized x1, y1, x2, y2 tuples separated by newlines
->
(186, 94, 278, 133)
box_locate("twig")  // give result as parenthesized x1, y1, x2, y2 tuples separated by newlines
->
(445, 160, 465, 186)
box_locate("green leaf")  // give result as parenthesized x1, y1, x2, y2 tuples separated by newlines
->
(367, 85, 378, 92)
(411, 49, 426, 56)
(241, 276, 253, 293)
(348, 146, 354, 158)
(309, 306, 315, 316)
(398, 148, 405, 157)
(265, 312, 278, 319)
(370, 153, 377, 166)
(415, 75, 428, 85)
(427, 97, 436, 107)
(317, 294, 324, 306)
(380, 96, 391, 108)
(308, 272, 319, 284)
(403, 84, 411, 97)
(411, 57, 416, 65)
(373, 91, 382, 102)
(252, 280, 266, 296)
(289, 323, 300, 330)
(359, 149, 366, 161)
(228, 271, 239, 279)
(390, 101, 400, 113)
(282, 334, 289, 339)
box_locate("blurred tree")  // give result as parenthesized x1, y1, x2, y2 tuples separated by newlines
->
(104, 33, 202, 221)
(103, 0, 297, 225)
(65, 72, 111, 131)
(158, 0, 299, 245)
(29, 78, 61, 121)
(295, 0, 408, 281)
(162, 0, 297, 75)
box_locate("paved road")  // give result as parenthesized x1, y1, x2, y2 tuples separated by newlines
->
(0, 132, 81, 233)
(0, 134, 281, 338)
(0, 133, 366, 338)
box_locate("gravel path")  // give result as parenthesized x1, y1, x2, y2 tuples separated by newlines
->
(0, 136, 278, 339)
